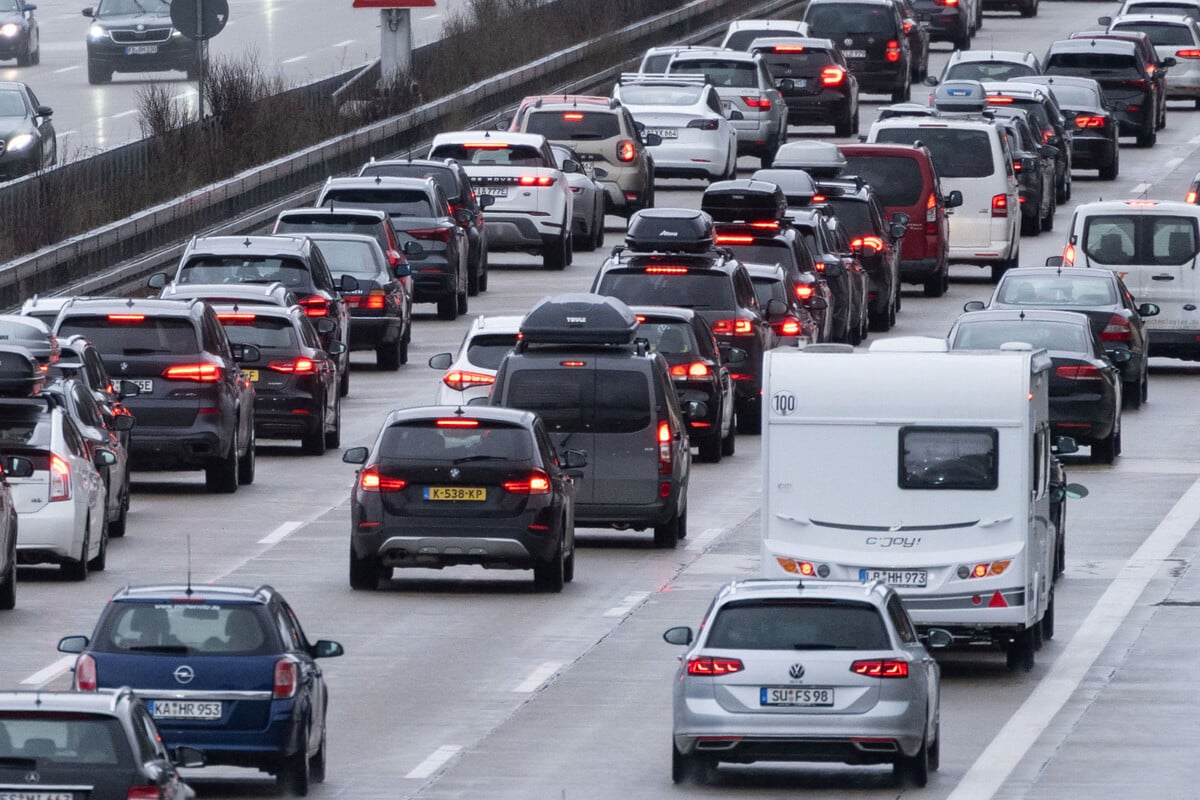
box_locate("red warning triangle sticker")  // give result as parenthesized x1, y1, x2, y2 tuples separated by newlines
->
(988, 590, 1008, 608)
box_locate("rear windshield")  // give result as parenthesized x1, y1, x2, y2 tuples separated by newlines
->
(1045, 52, 1141, 76)
(641, 53, 674, 73)
(726, 29, 805, 50)
(995, 274, 1118, 306)
(93, 601, 276, 655)
(805, 4, 896, 36)
(1082, 214, 1199, 265)
(57, 316, 199, 356)
(994, 99, 1052, 131)
(320, 189, 433, 218)
(429, 143, 548, 167)
(617, 85, 704, 106)
(358, 164, 460, 200)
(466, 333, 518, 371)
(275, 217, 382, 242)
(217, 316, 299, 350)
(178, 257, 313, 290)
(706, 600, 891, 650)
(636, 320, 696, 357)
(1123, 2, 1200, 17)
(825, 199, 873, 236)
(668, 59, 758, 88)
(751, 276, 788, 308)
(873, 127, 995, 178)
(843, 155, 923, 206)
(379, 420, 533, 461)
(1112, 21, 1195, 46)
(524, 110, 622, 141)
(952, 320, 1092, 353)
(727, 242, 799, 271)
(0, 405, 50, 449)
(503, 368, 651, 434)
(0, 714, 129, 766)
(1041, 84, 1101, 107)
(595, 270, 735, 310)
(311, 239, 383, 278)
(757, 50, 835, 76)
(900, 426, 998, 490)
(945, 62, 1037, 82)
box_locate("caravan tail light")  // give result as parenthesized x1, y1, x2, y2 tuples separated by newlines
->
(687, 656, 744, 675)
(1100, 314, 1132, 342)
(991, 194, 1009, 217)
(851, 659, 909, 678)
(958, 559, 1012, 578)
(885, 40, 901, 63)
(775, 557, 829, 577)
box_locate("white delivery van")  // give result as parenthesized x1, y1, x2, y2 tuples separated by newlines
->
(1061, 199, 1200, 360)
(760, 337, 1056, 671)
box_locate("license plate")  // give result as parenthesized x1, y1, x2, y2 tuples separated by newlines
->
(0, 793, 75, 800)
(648, 128, 678, 139)
(243, 369, 259, 382)
(760, 687, 835, 706)
(860, 568, 928, 587)
(424, 486, 486, 501)
(131, 379, 153, 393)
(476, 186, 507, 197)
(147, 699, 222, 719)
(125, 45, 158, 54)
(844, 49, 866, 58)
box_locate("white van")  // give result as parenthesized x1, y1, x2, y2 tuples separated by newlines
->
(1061, 199, 1200, 360)
(868, 115, 1021, 281)
(760, 337, 1056, 671)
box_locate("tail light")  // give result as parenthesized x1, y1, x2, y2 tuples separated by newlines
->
(850, 235, 884, 252)
(669, 362, 711, 379)
(711, 319, 754, 335)
(936, 0, 959, 6)
(442, 370, 495, 391)
(902, 19, 914, 34)
(1187, 189, 1199, 205)
(1176, 48, 1200, 58)
(687, 118, 720, 130)
(106, 314, 145, 322)
(162, 363, 221, 382)
(126, 788, 160, 800)
(775, 316, 803, 336)
(273, 659, 298, 699)
(1063, 243, 1076, 266)
(687, 656, 744, 675)
(1012, 159, 1023, 174)
(773, 44, 806, 53)
(406, 227, 454, 243)
(742, 96, 772, 109)
(644, 266, 689, 274)
(795, 284, 815, 300)
(851, 659, 909, 678)
(987, 96, 1014, 104)
(386, 249, 405, 266)
(345, 290, 387, 310)
(503, 469, 551, 495)
(359, 466, 406, 492)
(75, 654, 97, 691)
(658, 420, 673, 474)
(1055, 364, 1102, 380)
(1075, 114, 1105, 128)
(216, 312, 257, 323)
(298, 295, 329, 317)
(517, 175, 556, 187)
(1100, 314, 1132, 342)
(714, 233, 756, 245)
(821, 66, 846, 86)
(268, 358, 317, 374)
(617, 140, 637, 162)
(49, 455, 70, 502)
(1041, 128, 1055, 144)
(885, 40, 901, 63)
(925, 193, 938, 234)
(991, 194, 1009, 217)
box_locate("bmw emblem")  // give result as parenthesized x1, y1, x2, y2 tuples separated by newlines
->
(136, 23, 145, 31)
(173, 665, 195, 685)
(119, 362, 129, 373)
(789, 663, 805, 679)
(449, 468, 461, 480)
(844, 37, 853, 46)
(24, 772, 38, 784)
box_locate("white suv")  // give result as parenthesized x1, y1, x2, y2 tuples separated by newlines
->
(427, 315, 523, 406)
(428, 131, 574, 270)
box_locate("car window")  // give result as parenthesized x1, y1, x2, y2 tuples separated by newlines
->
(641, 53, 673, 73)
(706, 599, 891, 649)
(996, 274, 1118, 306)
(596, 270, 736, 310)
(525, 110, 621, 141)
(297, 317, 323, 350)
(503, 368, 651, 434)
(71, 385, 103, 430)
(873, 127, 996, 178)
(637, 320, 698, 356)
(727, 242, 800, 272)
(952, 320, 1092, 353)
(132, 706, 165, 763)
(1113, 21, 1194, 46)
(843, 156, 923, 207)
(320, 188, 433, 218)
(1040, 83, 1101, 107)
(61, 415, 85, 457)
(429, 143, 548, 167)
(900, 426, 999, 490)
(179, 257, 314, 291)
(806, 3, 897, 35)
(750, 276, 788, 308)
(218, 315, 299, 350)
(668, 58, 759, 88)
(725, 29, 804, 50)
(58, 316, 199, 356)
(85, 350, 110, 393)
(358, 164, 461, 200)
(95, 602, 276, 655)
(379, 420, 535, 460)
(0, 405, 50, 449)
(0, 714, 129, 765)
(1046, 51, 1142, 76)
(465, 333, 518, 370)
(311, 239, 383, 279)
(1082, 214, 1199, 265)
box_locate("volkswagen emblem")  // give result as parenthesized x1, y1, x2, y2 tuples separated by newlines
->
(844, 37, 853, 46)
(789, 663, 805, 679)
(24, 771, 38, 784)
(119, 362, 129, 373)
(448, 468, 461, 480)
(173, 665, 195, 685)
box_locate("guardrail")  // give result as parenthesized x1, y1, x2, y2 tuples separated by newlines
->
(0, 0, 802, 307)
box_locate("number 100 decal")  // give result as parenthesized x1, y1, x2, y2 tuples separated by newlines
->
(772, 391, 796, 416)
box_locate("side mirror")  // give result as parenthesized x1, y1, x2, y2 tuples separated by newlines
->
(454, 208, 473, 224)
(147, 272, 168, 290)
(963, 300, 986, 312)
(35, 105, 52, 117)
(1105, 348, 1132, 365)
(394, 263, 411, 278)
(342, 446, 369, 465)
(477, 194, 496, 209)
(683, 400, 709, 420)
(428, 352, 453, 370)
(593, 166, 609, 179)
(1097, 15, 1112, 25)
(923, 76, 939, 87)
(1162, 57, 1178, 68)
(338, 275, 359, 292)
(312, 639, 344, 659)
(766, 297, 788, 321)
(1045, 255, 1064, 267)
(889, 221, 907, 240)
(722, 346, 748, 364)
(316, 317, 337, 336)
(495, 118, 510, 131)
(93, 449, 117, 469)
(644, 133, 663, 147)
(946, 190, 963, 208)
(560, 160, 579, 173)
(1053, 435, 1079, 455)
(1066, 482, 1089, 499)
(663, 626, 694, 646)
(1138, 302, 1160, 317)
(403, 240, 426, 260)
(892, 212, 910, 227)
(778, 78, 795, 91)
(3, 456, 33, 479)
(170, 746, 206, 769)
(560, 448, 588, 470)
(327, 341, 348, 356)
(58, 634, 88, 653)
(231, 343, 261, 363)
(111, 414, 136, 432)
(728, 108, 745, 121)
(807, 296, 828, 311)
(117, 379, 140, 399)
(923, 628, 953, 649)
(81, 7, 94, 16)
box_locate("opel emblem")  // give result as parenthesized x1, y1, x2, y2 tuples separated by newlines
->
(844, 37, 853, 46)
(449, 468, 461, 480)
(789, 663, 805, 679)
(24, 772, 39, 784)
(173, 665, 195, 685)
(119, 362, 129, 373)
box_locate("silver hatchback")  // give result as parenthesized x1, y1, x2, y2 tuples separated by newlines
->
(663, 579, 947, 787)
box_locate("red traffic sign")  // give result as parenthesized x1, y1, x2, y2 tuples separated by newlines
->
(352, 0, 435, 6)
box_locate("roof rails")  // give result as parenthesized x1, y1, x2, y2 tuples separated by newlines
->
(619, 72, 708, 86)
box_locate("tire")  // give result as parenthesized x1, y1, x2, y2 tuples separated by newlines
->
(1124, 371, 1144, 410)
(654, 512, 680, 549)
(109, 481, 129, 538)
(309, 729, 326, 784)
(87, 59, 112, 85)
(891, 82, 911, 104)
(205, 433, 239, 494)
(1019, 0, 1036, 17)
(956, 30, 971, 51)
(478, 251, 489, 292)
(736, 401, 761, 435)
(0, 558, 14, 611)
(676, 507, 689, 540)
(276, 745, 310, 797)
(400, 332, 410, 366)
(672, 744, 715, 785)
(1099, 147, 1119, 181)
(1042, 591, 1055, 641)
(834, 111, 854, 138)
(929, 722, 940, 771)
(563, 543, 575, 584)
(238, 427, 256, 486)
(62, 526, 89, 582)
(923, 271, 946, 298)
(533, 539, 565, 592)
(991, 260, 1012, 283)
(1021, 209, 1040, 237)
(325, 396, 341, 450)
(848, 314, 863, 345)
(1006, 626, 1036, 672)
(593, 213, 606, 250)
(575, 223, 597, 253)
(467, 258, 480, 296)
(376, 337, 401, 371)
(1090, 425, 1118, 464)
(301, 415, 328, 456)
(349, 544, 383, 590)
(543, 234, 568, 270)
(895, 734, 930, 788)
(1137, 125, 1157, 148)
(338, 365, 349, 398)
(721, 418, 736, 457)
(456, 287, 468, 315)
(88, 516, 108, 572)
(1055, 503, 1066, 580)
(869, 307, 889, 333)
(1040, 189, 1056, 233)
(437, 294, 458, 321)
(697, 431, 722, 464)
(29, 36, 39, 66)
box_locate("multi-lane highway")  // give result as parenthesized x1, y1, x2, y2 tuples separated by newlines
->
(4, 1, 1200, 797)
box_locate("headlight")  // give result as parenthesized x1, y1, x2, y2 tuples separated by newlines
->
(0, 23, 20, 37)
(89, 24, 107, 40)
(171, 29, 182, 37)
(5, 134, 34, 151)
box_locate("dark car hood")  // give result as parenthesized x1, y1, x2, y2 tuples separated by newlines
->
(0, 119, 34, 138)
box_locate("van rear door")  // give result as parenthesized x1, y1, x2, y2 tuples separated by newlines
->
(590, 368, 659, 508)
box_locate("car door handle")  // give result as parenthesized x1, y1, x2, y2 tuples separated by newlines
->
(1152, 274, 1175, 281)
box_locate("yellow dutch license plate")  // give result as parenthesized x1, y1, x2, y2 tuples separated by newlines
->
(425, 486, 486, 501)
(243, 369, 259, 382)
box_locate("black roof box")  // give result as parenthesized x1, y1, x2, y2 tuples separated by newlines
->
(0, 346, 45, 397)
(520, 294, 638, 346)
(701, 179, 788, 223)
(625, 208, 714, 253)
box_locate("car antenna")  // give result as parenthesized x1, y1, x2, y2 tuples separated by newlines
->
(1019, 309, 1026, 320)
(186, 533, 194, 597)
(796, 579, 804, 589)
(454, 405, 466, 417)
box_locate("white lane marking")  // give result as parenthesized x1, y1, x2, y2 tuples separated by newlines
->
(1131, 182, 1150, 195)
(53, 66, 80, 74)
(111, 110, 139, 119)
(948, 475, 1200, 800)
(421, 13, 441, 20)
(58, 130, 78, 138)
(330, 39, 355, 48)
(1190, 133, 1200, 144)
(1165, 157, 1184, 169)
(21, 656, 75, 686)
(512, 661, 562, 693)
(685, 526, 724, 553)
(281, 55, 307, 64)
(258, 520, 303, 545)
(405, 745, 461, 779)
(603, 591, 650, 618)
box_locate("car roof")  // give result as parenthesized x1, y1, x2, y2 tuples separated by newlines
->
(982, 81, 1049, 99)
(210, 303, 302, 322)
(187, 235, 312, 257)
(1022, 74, 1103, 90)
(0, 690, 133, 715)
(627, 305, 699, 322)
(323, 176, 436, 192)
(361, 157, 461, 172)
(296, 232, 384, 248)
(523, 98, 619, 113)
(466, 315, 525, 336)
(58, 297, 204, 318)
(643, 44, 724, 55)
(384, 405, 540, 428)
(958, 308, 1093, 325)
(278, 206, 388, 222)
(670, 50, 761, 64)
(112, 583, 273, 603)
(1112, 12, 1196, 23)
(1073, 198, 1200, 213)
(840, 142, 932, 159)
(949, 50, 1038, 64)
(1049, 37, 1139, 53)
(162, 281, 295, 300)
(750, 36, 838, 50)
(432, 130, 549, 147)
(713, 578, 892, 606)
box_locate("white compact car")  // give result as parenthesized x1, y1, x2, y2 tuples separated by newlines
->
(719, 18, 810, 50)
(428, 131, 574, 270)
(613, 74, 739, 182)
(427, 315, 524, 406)
(1110, 14, 1200, 103)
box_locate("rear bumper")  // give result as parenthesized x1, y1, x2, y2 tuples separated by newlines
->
(900, 256, 942, 281)
(412, 266, 457, 303)
(253, 394, 323, 440)
(1071, 136, 1117, 170)
(574, 497, 679, 529)
(784, 96, 852, 126)
(1148, 328, 1200, 360)
(847, 66, 905, 95)
(922, 9, 969, 40)
(352, 511, 562, 568)
(152, 701, 303, 770)
(484, 214, 564, 249)
(1050, 394, 1116, 443)
(129, 426, 228, 471)
(15, 503, 80, 563)
(347, 315, 402, 350)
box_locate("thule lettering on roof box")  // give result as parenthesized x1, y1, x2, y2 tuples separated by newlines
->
(625, 208, 714, 254)
(519, 294, 639, 346)
(701, 179, 788, 223)
(0, 346, 45, 397)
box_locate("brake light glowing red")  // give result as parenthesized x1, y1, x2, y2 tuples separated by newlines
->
(518, 175, 556, 187)
(617, 140, 637, 162)
(658, 420, 673, 474)
(298, 296, 329, 317)
(386, 248, 404, 266)
(811, 194, 826, 203)
(560, 360, 586, 367)
(902, 20, 913, 34)
(777, 317, 802, 336)
(715, 234, 755, 245)
(463, 142, 507, 149)
(1177, 48, 1200, 58)
(359, 466, 406, 492)
(216, 313, 257, 323)
(126, 787, 160, 800)
(773, 44, 805, 52)
(795, 284, 814, 300)
(712, 319, 754, 335)
(885, 40, 901, 63)
(407, 227, 454, 243)
(669, 362, 711, 379)
(821, 66, 846, 85)
(644, 266, 688, 274)
(162, 363, 220, 382)
(851, 235, 884, 252)
(750, 221, 780, 230)
(435, 418, 480, 427)
(268, 358, 316, 374)
(1075, 114, 1105, 128)
(1188, 189, 1199, 205)
(49, 455, 70, 502)
(851, 659, 909, 678)
(106, 314, 145, 322)
(925, 193, 938, 233)
(75, 654, 97, 691)
(658, 421, 671, 444)
(442, 370, 495, 391)
(273, 659, 298, 699)
(1100, 315, 1132, 342)
(687, 118, 720, 131)
(687, 656, 744, 675)
(1055, 364, 1102, 380)
(504, 469, 551, 495)
(742, 96, 771, 109)
(987, 96, 1014, 104)
(562, 112, 584, 121)
(991, 194, 1009, 217)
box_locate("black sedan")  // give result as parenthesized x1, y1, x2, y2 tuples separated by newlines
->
(1025, 75, 1120, 181)
(948, 309, 1123, 464)
(0, 81, 53, 179)
(342, 406, 584, 592)
(744, 262, 821, 346)
(0, 0, 39, 65)
(965, 266, 1158, 408)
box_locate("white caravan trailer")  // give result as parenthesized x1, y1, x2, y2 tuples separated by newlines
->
(760, 337, 1055, 671)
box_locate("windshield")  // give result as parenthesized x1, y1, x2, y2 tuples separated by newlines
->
(873, 127, 996, 178)
(995, 274, 1118, 306)
(1113, 21, 1195, 46)
(0, 90, 24, 118)
(179, 256, 312, 289)
(310, 239, 383, 278)
(952, 320, 1092, 352)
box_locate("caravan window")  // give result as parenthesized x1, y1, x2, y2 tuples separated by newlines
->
(899, 426, 998, 490)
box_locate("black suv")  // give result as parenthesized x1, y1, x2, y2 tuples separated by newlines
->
(750, 37, 861, 136)
(0, 689, 203, 800)
(82, 0, 203, 85)
(358, 157, 493, 296)
(990, 108, 1056, 235)
(153, 235, 355, 397)
(910, 0, 972, 49)
(1043, 38, 1163, 147)
(592, 209, 780, 434)
(803, 0, 913, 101)
(986, 81, 1073, 203)
(54, 298, 257, 493)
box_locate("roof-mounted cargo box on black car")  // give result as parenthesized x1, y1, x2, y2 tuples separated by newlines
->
(700, 179, 788, 223)
(519, 294, 639, 347)
(0, 346, 46, 396)
(624, 208, 714, 254)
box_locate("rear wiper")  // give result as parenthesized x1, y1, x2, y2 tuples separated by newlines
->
(452, 455, 509, 464)
(126, 645, 189, 654)
(791, 643, 842, 650)
(122, 348, 165, 355)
